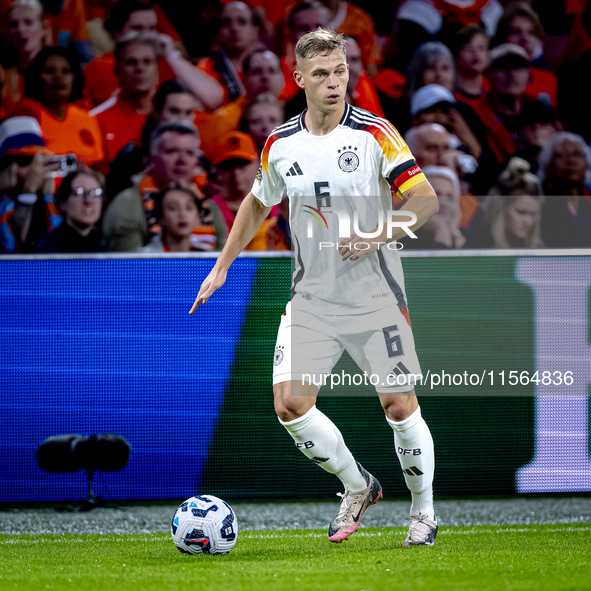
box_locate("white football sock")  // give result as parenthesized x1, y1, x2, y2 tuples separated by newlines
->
(387, 406, 435, 519)
(279, 405, 368, 492)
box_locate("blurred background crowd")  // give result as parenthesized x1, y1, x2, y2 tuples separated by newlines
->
(1, 0, 590, 254)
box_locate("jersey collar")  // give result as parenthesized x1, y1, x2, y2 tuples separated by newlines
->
(299, 102, 352, 133)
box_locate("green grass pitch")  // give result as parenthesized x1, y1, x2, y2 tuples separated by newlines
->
(1, 524, 590, 591)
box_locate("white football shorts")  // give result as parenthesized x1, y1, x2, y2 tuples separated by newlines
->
(272, 298, 422, 393)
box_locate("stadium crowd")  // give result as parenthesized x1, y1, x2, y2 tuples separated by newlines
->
(1, 0, 590, 253)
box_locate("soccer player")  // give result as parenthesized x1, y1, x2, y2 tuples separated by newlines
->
(190, 28, 440, 546)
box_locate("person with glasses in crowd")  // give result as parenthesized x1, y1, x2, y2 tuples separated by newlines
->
(34, 167, 106, 252)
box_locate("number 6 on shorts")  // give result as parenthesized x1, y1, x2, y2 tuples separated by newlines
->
(382, 325, 403, 358)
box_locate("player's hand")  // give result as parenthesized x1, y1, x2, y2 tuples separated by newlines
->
(338, 232, 382, 261)
(189, 267, 227, 314)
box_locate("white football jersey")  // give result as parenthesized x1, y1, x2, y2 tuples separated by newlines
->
(251, 103, 427, 318)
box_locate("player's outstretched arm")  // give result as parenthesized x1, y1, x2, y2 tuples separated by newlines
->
(189, 192, 272, 313)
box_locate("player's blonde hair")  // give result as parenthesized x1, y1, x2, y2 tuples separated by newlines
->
(295, 28, 347, 68)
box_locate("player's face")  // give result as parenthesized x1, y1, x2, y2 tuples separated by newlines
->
(118, 43, 158, 94)
(296, 51, 349, 114)
(62, 173, 103, 229)
(504, 196, 540, 241)
(160, 93, 198, 124)
(152, 132, 200, 184)
(458, 33, 489, 75)
(8, 5, 45, 54)
(160, 189, 199, 239)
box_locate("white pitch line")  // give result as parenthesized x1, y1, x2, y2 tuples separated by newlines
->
(0, 526, 589, 545)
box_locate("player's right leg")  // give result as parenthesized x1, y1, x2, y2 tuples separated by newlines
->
(273, 302, 382, 543)
(274, 380, 382, 542)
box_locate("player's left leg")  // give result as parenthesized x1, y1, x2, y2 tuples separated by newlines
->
(379, 391, 438, 546)
(342, 305, 437, 546)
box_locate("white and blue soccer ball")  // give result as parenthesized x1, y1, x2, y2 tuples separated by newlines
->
(171, 495, 238, 555)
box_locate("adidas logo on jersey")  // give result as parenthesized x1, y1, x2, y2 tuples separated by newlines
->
(286, 162, 303, 176)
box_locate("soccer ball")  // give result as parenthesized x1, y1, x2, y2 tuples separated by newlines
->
(171, 495, 238, 555)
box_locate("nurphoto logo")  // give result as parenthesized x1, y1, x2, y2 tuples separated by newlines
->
(304, 206, 418, 251)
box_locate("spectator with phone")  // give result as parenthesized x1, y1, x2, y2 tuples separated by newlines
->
(34, 167, 106, 252)
(14, 47, 105, 171)
(0, 116, 62, 253)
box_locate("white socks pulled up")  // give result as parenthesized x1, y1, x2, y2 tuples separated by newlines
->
(279, 405, 367, 492)
(387, 406, 435, 519)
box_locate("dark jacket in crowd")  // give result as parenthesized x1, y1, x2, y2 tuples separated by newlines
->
(541, 194, 591, 247)
(34, 222, 105, 253)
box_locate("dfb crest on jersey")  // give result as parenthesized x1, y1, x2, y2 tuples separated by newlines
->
(337, 146, 359, 173)
(274, 345, 284, 366)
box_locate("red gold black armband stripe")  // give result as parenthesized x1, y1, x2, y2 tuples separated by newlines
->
(388, 159, 427, 194)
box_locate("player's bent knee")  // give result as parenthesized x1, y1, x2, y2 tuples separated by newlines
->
(273, 381, 317, 422)
(379, 391, 418, 422)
